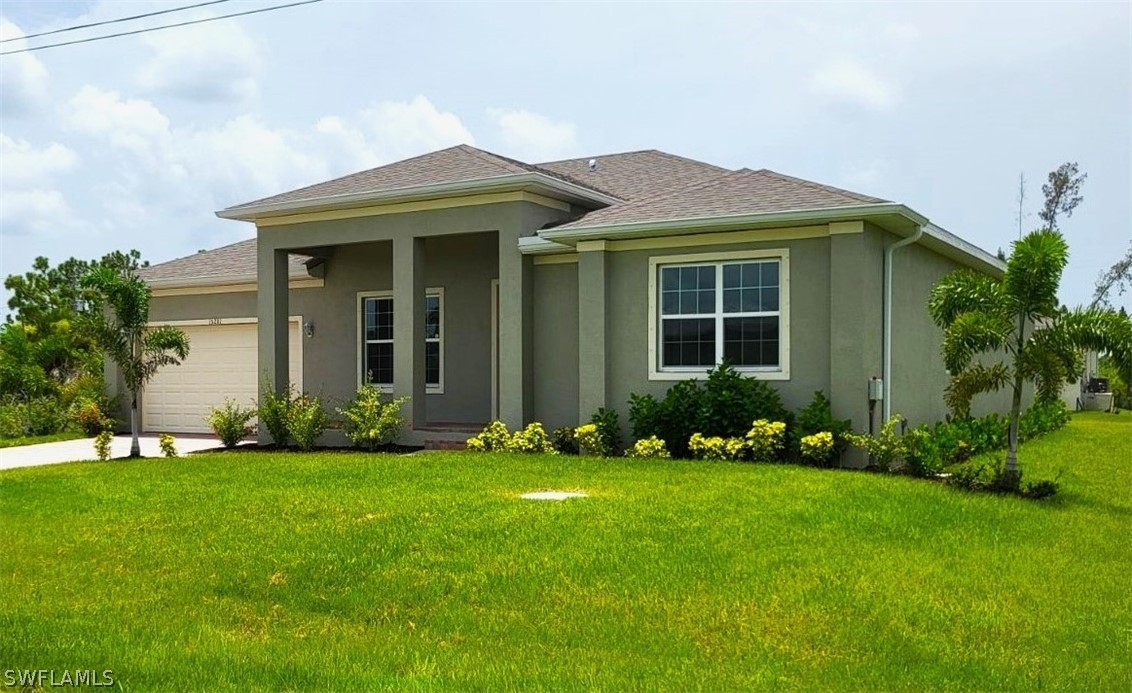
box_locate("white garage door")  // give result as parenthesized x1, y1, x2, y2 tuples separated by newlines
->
(142, 320, 303, 434)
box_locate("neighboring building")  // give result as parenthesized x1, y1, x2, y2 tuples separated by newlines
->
(117, 145, 1009, 447)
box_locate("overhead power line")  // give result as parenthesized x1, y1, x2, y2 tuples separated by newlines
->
(0, 0, 325, 56)
(0, 0, 234, 44)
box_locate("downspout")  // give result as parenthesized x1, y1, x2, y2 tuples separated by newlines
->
(882, 224, 925, 422)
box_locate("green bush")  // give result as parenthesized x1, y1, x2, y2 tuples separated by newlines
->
(337, 384, 407, 450)
(799, 431, 835, 466)
(258, 382, 295, 447)
(796, 391, 850, 462)
(26, 397, 69, 436)
(746, 419, 787, 462)
(467, 421, 512, 452)
(903, 426, 945, 478)
(508, 422, 556, 454)
(551, 426, 579, 455)
(625, 436, 670, 459)
(1019, 400, 1071, 441)
(71, 398, 111, 435)
(207, 399, 256, 449)
(94, 429, 113, 461)
(288, 394, 328, 451)
(574, 424, 605, 456)
(947, 459, 998, 491)
(629, 364, 790, 459)
(0, 400, 26, 438)
(846, 415, 906, 472)
(688, 433, 748, 461)
(159, 433, 177, 458)
(590, 407, 622, 456)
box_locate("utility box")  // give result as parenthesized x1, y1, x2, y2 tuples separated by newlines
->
(868, 377, 884, 402)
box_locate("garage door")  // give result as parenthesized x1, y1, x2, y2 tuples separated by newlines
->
(142, 320, 303, 434)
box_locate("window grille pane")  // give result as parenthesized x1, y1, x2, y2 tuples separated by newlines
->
(365, 343, 394, 384)
(425, 341, 440, 386)
(662, 318, 715, 367)
(723, 316, 779, 367)
(425, 295, 440, 339)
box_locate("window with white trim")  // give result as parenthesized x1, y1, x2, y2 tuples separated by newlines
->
(360, 291, 443, 391)
(656, 257, 783, 372)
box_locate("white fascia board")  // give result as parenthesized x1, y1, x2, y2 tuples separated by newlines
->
(539, 203, 925, 243)
(145, 274, 257, 288)
(517, 236, 575, 255)
(215, 173, 619, 221)
(921, 222, 1005, 275)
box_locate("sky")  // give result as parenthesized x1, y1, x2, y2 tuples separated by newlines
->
(1, 0, 1129, 314)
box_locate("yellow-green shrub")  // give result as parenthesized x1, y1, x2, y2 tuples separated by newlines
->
(625, 436, 670, 459)
(508, 422, 556, 454)
(688, 433, 747, 461)
(158, 433, 177, 458)
(746, 419, 786, 462)
(466, 420, 512, 452)
(574, 423, 605, 456)
(800, 431, 835, 464)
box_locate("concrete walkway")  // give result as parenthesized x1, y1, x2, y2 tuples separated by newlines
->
(0, 434, 226, 471)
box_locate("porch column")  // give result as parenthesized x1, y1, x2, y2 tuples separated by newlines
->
(577, 240, 607, 421)
(393, 235, 426, 429)
(257, 243, 290, 444)
(498, 227, 532, 428)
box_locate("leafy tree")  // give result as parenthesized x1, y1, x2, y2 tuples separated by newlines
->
(1038, 162, 1086, 230)
(1092, 240, 1132, 309)
(929, 229, 1131, 477)
(84, 264, 189, 458)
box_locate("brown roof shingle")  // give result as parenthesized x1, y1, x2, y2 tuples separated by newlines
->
(555, 168, 888, 230)
(534, 149, 729, 201)
(140, 238, 311, 284)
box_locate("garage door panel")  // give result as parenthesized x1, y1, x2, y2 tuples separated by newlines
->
(142, 321, 302, 434)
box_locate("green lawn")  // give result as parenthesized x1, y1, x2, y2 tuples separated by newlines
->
(0, 430, 85, 449)
(1, 413, 1128, 690)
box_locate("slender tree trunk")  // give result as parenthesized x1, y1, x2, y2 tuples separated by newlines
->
(130, 392, 141, 458)
(1004, 312, 1028, 475)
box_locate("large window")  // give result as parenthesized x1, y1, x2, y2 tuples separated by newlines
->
(649, 250, 789, 380)
(360, 290, 443, 392)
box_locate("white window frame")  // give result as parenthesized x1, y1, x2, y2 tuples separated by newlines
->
(647, 248, 790, 381)
(356, 287, 444, 394)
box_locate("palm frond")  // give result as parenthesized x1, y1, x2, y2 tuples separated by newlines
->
(944, 362, 1011, 417)
(1005, 229, 1069, 320)
(942, 311, 1012, 374)
(928, 270, 1005, 329)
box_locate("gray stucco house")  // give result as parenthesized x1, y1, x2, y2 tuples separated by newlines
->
(121, 145, 1007, 446)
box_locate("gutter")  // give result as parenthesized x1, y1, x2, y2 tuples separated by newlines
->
(539, 203, 927, 243)
(216, 172, 620, 221)
(882, 224, 924, 421)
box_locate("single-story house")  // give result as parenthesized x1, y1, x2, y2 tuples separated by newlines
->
(116, 144, 1011, 447)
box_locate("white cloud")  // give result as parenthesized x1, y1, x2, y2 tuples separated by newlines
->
(0, 135, 78, 186)
(358, 95, 475, 162)
(0, 189, 72, 237)
(0, 20, 50, 118)
(810, 59, 896, 111)
(135, 16, 261, 102)
(487, 108, 579, 161)
(63, 86, 172, 162)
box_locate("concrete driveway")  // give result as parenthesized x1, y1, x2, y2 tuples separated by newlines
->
(0, 434, 228, 471)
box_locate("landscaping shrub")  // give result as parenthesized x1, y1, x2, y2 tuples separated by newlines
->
(159, 433, 177, 458)
(288, 394, 328, 451)
(903, 426, 945, 478)
(688, 433, 747, 461)
(625, 436, 670, 459)
(574, 423, 605, 456)
(71, 398, 111, 435)
(846, 415, 906, 472)
(94, 429, 113, 461)
(26, 397, 69, 436)
(796, 390, 850, 460)
(1023, 477, 1061, 500)
(508, 423, 556, 454)
(1019, 400, 1071, 441)
(467, 421, 512, 452)
(208, 399, 256, 449)
(0, 400, 28, 438)
(799, 431, 835, 466)
(258, 382, 295, 447)
(629, 364, 791, 459)
(947, 458, 997, 491)
(337, 384, 408, 450)
(746, 419, 787, 462)
(551, 426, 579, 455)
(590, 407, 622, 456)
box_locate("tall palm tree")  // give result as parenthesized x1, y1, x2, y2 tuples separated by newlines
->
(929, 229, 1131, 477)
(84, 266, 189, 458)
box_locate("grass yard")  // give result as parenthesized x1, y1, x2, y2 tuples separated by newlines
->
(1, 412, 1129, 690)
(0, 430, 85, 449)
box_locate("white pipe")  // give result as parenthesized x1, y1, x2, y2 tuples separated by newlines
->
(883, 224, 925, 421)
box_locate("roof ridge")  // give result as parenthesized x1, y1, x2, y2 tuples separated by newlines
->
(455, 144, 531, 176)
(753, 169, 884, 203)
(588, 168, 749, 212)
(142, 237, 255, 271)
(646, 149, 731, 172)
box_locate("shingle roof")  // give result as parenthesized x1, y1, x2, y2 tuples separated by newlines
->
(224, 144, 621, 212)
(139, 238, 312, 284)
(534, 149, 729, 201)
(555, 168, 889, 230)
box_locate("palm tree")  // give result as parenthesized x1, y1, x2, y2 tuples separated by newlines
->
(84, 265, 190, 458)
(929, 229, 1131, 477)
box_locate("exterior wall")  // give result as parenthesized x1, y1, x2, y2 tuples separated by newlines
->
(601, 235, 834, 437)
(146, 232, 501, 426)
(890, 237, 1021, 424)
(532, 261, 579, 430)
